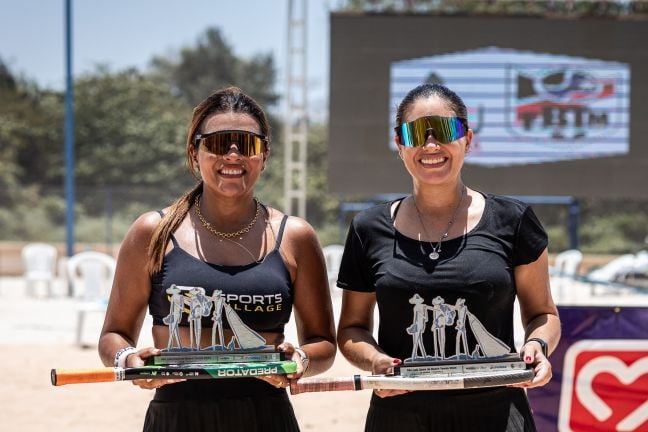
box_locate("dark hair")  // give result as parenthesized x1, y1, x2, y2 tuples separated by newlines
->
(395, 83, 468, 127)
(187, 86, 271, 178)
(147, 86, 270, 274)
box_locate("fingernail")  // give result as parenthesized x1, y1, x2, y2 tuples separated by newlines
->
(525, 356, 532, 362)
(393, 359, 401, 365)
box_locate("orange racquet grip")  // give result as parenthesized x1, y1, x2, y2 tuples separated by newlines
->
(51, 368, 121, 386)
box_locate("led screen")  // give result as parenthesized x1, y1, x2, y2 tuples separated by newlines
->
(329, 14, 646, 198)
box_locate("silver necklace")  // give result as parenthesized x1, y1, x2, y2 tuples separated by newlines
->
(413, 187, 466, 260)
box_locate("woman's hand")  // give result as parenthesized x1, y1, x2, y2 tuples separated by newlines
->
(128, 347, 186, 390)
(510, 342, 553, 389)
(256, 341, 307, 389)
(371, 353, 408, 398)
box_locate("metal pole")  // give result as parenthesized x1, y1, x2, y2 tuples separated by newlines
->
(568, 199, 580, 250)
(105, 186, 113, 256)
(64, 0, 75, 295)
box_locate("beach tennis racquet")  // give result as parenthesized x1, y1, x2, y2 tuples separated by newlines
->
(51, 360, 297, 386)
(289, 368, 534, 395)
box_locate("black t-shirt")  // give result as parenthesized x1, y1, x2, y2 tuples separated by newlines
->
(337, 192, 547, 362)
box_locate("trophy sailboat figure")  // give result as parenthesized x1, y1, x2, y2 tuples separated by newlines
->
(147, 285, 296, 376)
(397, 294, 527, 379)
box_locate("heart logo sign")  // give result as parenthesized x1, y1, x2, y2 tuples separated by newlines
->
(559, 340, 648, 432)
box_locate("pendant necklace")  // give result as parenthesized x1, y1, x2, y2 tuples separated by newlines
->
(413, 187, 466, 260)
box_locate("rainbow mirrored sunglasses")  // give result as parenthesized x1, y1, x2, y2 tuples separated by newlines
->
(194, 130, 268, 157)
(395, 116, 469, 147)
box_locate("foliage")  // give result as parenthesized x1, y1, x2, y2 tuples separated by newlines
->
(150, 28, 279, 109)
(2, 23, 646, 255)
(338, 0, 648, 18)
(0, 60, 63, 205)
(73, 66, 192, 213)
(305, 123, 341, 229)
(546, 225, 569, 255)
(579, 200, 648, 254)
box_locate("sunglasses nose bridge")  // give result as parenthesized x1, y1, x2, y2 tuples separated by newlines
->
(424, 128, 441, 147)
(223, 142, 243, 157)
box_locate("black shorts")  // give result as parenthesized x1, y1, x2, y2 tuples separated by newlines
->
(365, 387, 536, 432)
(143, 379, 299, 432)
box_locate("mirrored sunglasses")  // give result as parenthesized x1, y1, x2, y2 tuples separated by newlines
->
(194, 130, 268, 157)
(395, 116, 468, 147)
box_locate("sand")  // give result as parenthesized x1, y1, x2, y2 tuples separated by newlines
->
(1, 345, 370, 432)
(0, 277, 370, 431)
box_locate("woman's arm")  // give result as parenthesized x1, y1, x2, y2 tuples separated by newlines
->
(282, 218, 336, 378)
(337, 290, 407, 398)
(98, 212, 178, 389)
(515, 248, 561, 388)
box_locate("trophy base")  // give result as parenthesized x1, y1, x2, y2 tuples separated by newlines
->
(395, 354, 529, 378)
(146, 346, 286, 366)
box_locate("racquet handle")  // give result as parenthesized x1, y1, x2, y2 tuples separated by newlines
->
(52, 368, 122, 386)
(290, 376, 359, 394)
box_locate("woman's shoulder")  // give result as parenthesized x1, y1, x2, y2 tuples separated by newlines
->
(482, 192, 531, 216)
(352, 200, 399, 227)
(265, 206, 316, 240)
(123, 210, 164, 244)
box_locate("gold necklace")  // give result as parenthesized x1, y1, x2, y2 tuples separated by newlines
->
(194, 195, 261, 239)
(413, 187, 465, 260)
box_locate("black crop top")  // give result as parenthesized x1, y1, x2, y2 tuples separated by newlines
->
(149, 215, 294, 334)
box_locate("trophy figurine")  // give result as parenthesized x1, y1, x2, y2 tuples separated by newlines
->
(146, 284, 297, 378)
(395, 294, 529, 380)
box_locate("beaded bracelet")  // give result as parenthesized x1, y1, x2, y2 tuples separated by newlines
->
(113, 346, 138, 368)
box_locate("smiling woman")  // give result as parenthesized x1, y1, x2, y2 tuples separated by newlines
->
(98, 86, 336, 432)
(336, 83, 561, 432)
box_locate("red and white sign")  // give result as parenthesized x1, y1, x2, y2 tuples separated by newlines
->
(559, 340, 648, 432)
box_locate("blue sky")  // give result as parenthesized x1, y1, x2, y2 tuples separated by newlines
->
(0, 0, 332, 119)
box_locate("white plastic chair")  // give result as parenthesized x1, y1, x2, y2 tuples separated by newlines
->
(631, 250, 648, 276)
(66, 251, 117, 346)
(550, 249, 583, 302)
(21, 243, 58, 297)
(586, 254, 638, 295)
(322, 244, 345, 293)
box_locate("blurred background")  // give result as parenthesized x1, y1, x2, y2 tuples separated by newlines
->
(1, 0, 648, 272)
(2, 0, 648, 263)
(1, 1, 648, 431)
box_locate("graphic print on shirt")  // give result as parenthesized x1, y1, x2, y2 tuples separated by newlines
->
(162, 284, 271, 352)
(404, 294, 511, 363)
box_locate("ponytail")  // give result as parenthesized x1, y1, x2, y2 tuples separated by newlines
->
(147, 182, 203, 275)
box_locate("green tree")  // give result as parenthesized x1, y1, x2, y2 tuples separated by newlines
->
(73, 66, 192, 214)
(150, 28, 278, 109)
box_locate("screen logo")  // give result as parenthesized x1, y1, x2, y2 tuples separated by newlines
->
(559, 340, 648, 432)
(390, 47, 630, 167)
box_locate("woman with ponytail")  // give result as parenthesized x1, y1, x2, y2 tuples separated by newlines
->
(99, 87, 336, 431)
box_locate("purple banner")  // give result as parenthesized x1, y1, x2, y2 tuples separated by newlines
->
(528, 305, 648, 431)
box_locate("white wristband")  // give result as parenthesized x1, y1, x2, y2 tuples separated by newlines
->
(295, 347, 310, 372)
(114, 347, 138, 368)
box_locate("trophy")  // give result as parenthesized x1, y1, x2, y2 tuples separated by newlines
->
(50, 284, 296, 386)
(143, 284, 297, 378)
(392, 294, 529, 382)
(288, 294, 531, 395)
